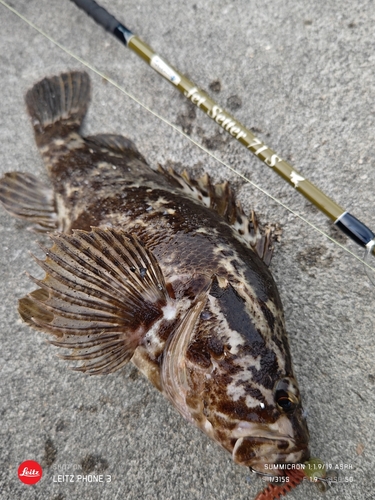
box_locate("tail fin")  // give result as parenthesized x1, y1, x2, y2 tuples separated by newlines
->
(25, 71, 91, 146)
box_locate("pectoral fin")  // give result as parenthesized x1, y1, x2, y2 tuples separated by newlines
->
(161, 291, 208, 423)
(19, 228, 170, 374)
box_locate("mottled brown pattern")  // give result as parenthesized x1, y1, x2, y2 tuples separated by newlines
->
(0, 71, 310, 476)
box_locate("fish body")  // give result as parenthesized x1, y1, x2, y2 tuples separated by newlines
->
(0, 72, 309, 475)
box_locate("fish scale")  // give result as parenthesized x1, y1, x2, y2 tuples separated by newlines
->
(0, 70, 310, 482)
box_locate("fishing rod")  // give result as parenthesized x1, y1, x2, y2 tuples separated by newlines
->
(70, 0, 375, 260)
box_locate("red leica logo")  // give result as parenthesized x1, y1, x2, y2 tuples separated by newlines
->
(18, 460, 43, 485)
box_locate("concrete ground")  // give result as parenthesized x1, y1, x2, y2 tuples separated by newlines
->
(0, 0, 374, 499)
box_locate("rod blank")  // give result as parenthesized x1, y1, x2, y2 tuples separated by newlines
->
(70, 0, 375, 253)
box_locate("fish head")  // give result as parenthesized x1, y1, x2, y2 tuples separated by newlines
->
(231, 376, 310, 476)
(209, 274, 311, 475)
(161, 272, 310, 476)
(203, 272, 309, 475)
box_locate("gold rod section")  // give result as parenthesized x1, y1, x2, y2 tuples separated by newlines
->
(128, 36, 345, 222)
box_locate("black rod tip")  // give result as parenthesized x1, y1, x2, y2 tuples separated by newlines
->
(70, 0, 132, 38)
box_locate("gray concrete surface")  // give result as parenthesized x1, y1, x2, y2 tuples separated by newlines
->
(0, 0, 374, 499)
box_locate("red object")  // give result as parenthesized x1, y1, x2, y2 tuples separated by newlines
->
(18, 460, 43, 485)
(254, 469, 306, 500)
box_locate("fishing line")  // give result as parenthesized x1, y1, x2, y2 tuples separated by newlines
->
(1, 0, 375, 276)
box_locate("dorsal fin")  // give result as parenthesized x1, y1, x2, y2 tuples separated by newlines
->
(157, 166, 280, 265)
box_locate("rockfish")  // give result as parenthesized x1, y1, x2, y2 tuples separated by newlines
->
(0, 71, 310, 477)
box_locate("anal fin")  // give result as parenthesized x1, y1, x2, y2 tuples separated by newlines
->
(19, 228, 171, 375)
(0, 172, 57, 232)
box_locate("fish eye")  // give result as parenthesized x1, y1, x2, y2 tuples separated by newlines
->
(275, 390, 295, 413)
(274, 378, 299, 414)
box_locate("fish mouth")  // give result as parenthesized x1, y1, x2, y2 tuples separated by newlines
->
(247, 441, 311, 477)
(231, 417, 310, 472)
(232, 421, 309, 446)
(232, 430, 310, 475)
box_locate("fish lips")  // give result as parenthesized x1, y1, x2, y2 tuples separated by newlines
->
(232, 435, 310, 476)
